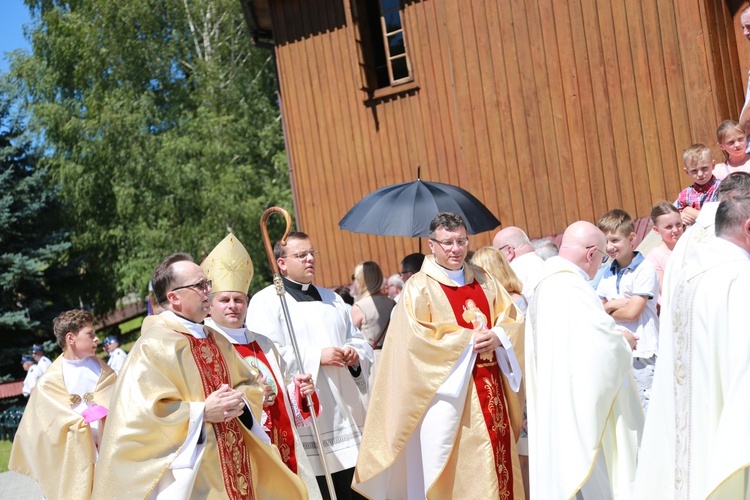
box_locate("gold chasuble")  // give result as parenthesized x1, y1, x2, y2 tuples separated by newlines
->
(353, 256, 525, 500)
(91, 314, 306, 499)
(10, 356, 116, 500)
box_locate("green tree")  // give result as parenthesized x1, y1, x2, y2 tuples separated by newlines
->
(0, 89, 72, 378)
(9, 0, 290, 310)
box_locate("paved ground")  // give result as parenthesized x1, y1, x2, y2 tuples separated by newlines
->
(0, 471, 41, 499)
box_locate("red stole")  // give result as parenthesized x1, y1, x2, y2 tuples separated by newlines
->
(183, 332, 255, 500)
(233, 342, 299, 473)
(439, 281, 515, 499)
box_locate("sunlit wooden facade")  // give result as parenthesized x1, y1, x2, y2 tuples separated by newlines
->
(240, 0, 748, 287)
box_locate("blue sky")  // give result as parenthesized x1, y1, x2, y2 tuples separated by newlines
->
(0, 0, 32, 73)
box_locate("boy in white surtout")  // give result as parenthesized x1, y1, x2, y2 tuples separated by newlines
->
(10, 309, 116, 500)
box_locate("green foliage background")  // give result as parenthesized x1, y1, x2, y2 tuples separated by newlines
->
(4, 0, 291, 317)
(0, 90, 75, 377)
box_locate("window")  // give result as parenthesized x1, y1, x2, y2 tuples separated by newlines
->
(351, 0, 414, 95)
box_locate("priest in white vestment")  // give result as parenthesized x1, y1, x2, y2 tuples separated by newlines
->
(526, 221, 643, 499)
(246, 232, 372, 500)
(493, 226, 545, 301)
(634, 194, 750, 499)
(661, 172, 750, 312)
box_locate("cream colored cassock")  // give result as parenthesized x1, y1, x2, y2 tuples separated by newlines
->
(205, 317, 323, 500)
(353, 256, 525, 500)
(92, 312, 306, 499)
(660, 201, 718, 310)
(526, 256, 643, 499)
(247, 283, 373, 476)
(10, 356, 116, 500)
(634, 238, 750, 499)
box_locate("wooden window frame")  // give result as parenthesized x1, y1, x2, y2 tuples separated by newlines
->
(350, 0, 416, 101)
(379, 2, 413, 86)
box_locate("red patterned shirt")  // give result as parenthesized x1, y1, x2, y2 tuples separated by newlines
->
(675, 176, 720, 212)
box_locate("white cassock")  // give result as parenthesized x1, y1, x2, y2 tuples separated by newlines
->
(526, 256, 643, 499)
(106, 347, 127, 374)
(661, 201, 718, 310)
(247, 281, 373, 475)
(510, 251, 545, 301)
(37, 356, 52, 373)
(634, 238, 750, 499)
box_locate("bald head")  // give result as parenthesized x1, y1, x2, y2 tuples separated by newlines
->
(558, 221, 607, 279)
(492, 226, 534, 261)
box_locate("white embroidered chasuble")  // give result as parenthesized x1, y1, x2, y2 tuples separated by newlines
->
(634, 238, 750, 499)
(526, 257, 643, 499)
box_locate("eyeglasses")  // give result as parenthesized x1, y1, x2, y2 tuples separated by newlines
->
(171, 279, 213, 293)
(284, 250, 319, 261)
(586, 246, 609, 264)
(497, 244, 511, 251)
(430, 238, 469, 250)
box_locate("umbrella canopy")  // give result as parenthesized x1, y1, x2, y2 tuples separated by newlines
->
(339, 180, 501, 237)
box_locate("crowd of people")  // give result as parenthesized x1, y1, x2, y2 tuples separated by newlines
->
(8, 164, 748, 499)
(8, 172, 750, 499)
(9, 52, 750, 498)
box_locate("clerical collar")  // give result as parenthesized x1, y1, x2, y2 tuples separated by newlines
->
(284, 276, 312, 291)
(162, 310, 206, 338)
(281, 275, 322, 302)
(204, 317, 247, 344)
(436, 263, 466, 286)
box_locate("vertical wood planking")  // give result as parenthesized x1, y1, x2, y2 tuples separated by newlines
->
(506, 0, 543, 235)
(267, 0, 744, 287)
(625, 0, 664, 216)
(536, 0, 579, 226)
(488, 0, 531, 227)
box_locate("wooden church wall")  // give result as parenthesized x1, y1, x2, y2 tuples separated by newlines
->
(267, 0, 745, 287)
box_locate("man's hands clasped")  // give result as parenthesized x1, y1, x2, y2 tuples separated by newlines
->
(473, 329, 501, 354)
(321, 346, 359, 368)
(204, 384, 246, 423)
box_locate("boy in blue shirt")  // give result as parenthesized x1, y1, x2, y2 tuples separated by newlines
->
(596, 209, 659, 412)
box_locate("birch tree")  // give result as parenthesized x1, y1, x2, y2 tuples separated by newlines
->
(8, 0, 290, 310)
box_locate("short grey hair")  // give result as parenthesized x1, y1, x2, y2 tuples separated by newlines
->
(716, 193, 750, 238)
(428, 212, 466, 238)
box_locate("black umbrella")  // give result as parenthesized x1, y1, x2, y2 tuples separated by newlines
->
(339, 179, 500, 237)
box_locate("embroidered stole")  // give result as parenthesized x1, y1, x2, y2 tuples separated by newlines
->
(440, 282, 515, 499)
(234, 342, 299, 473)
(184, 332, 255, 499)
